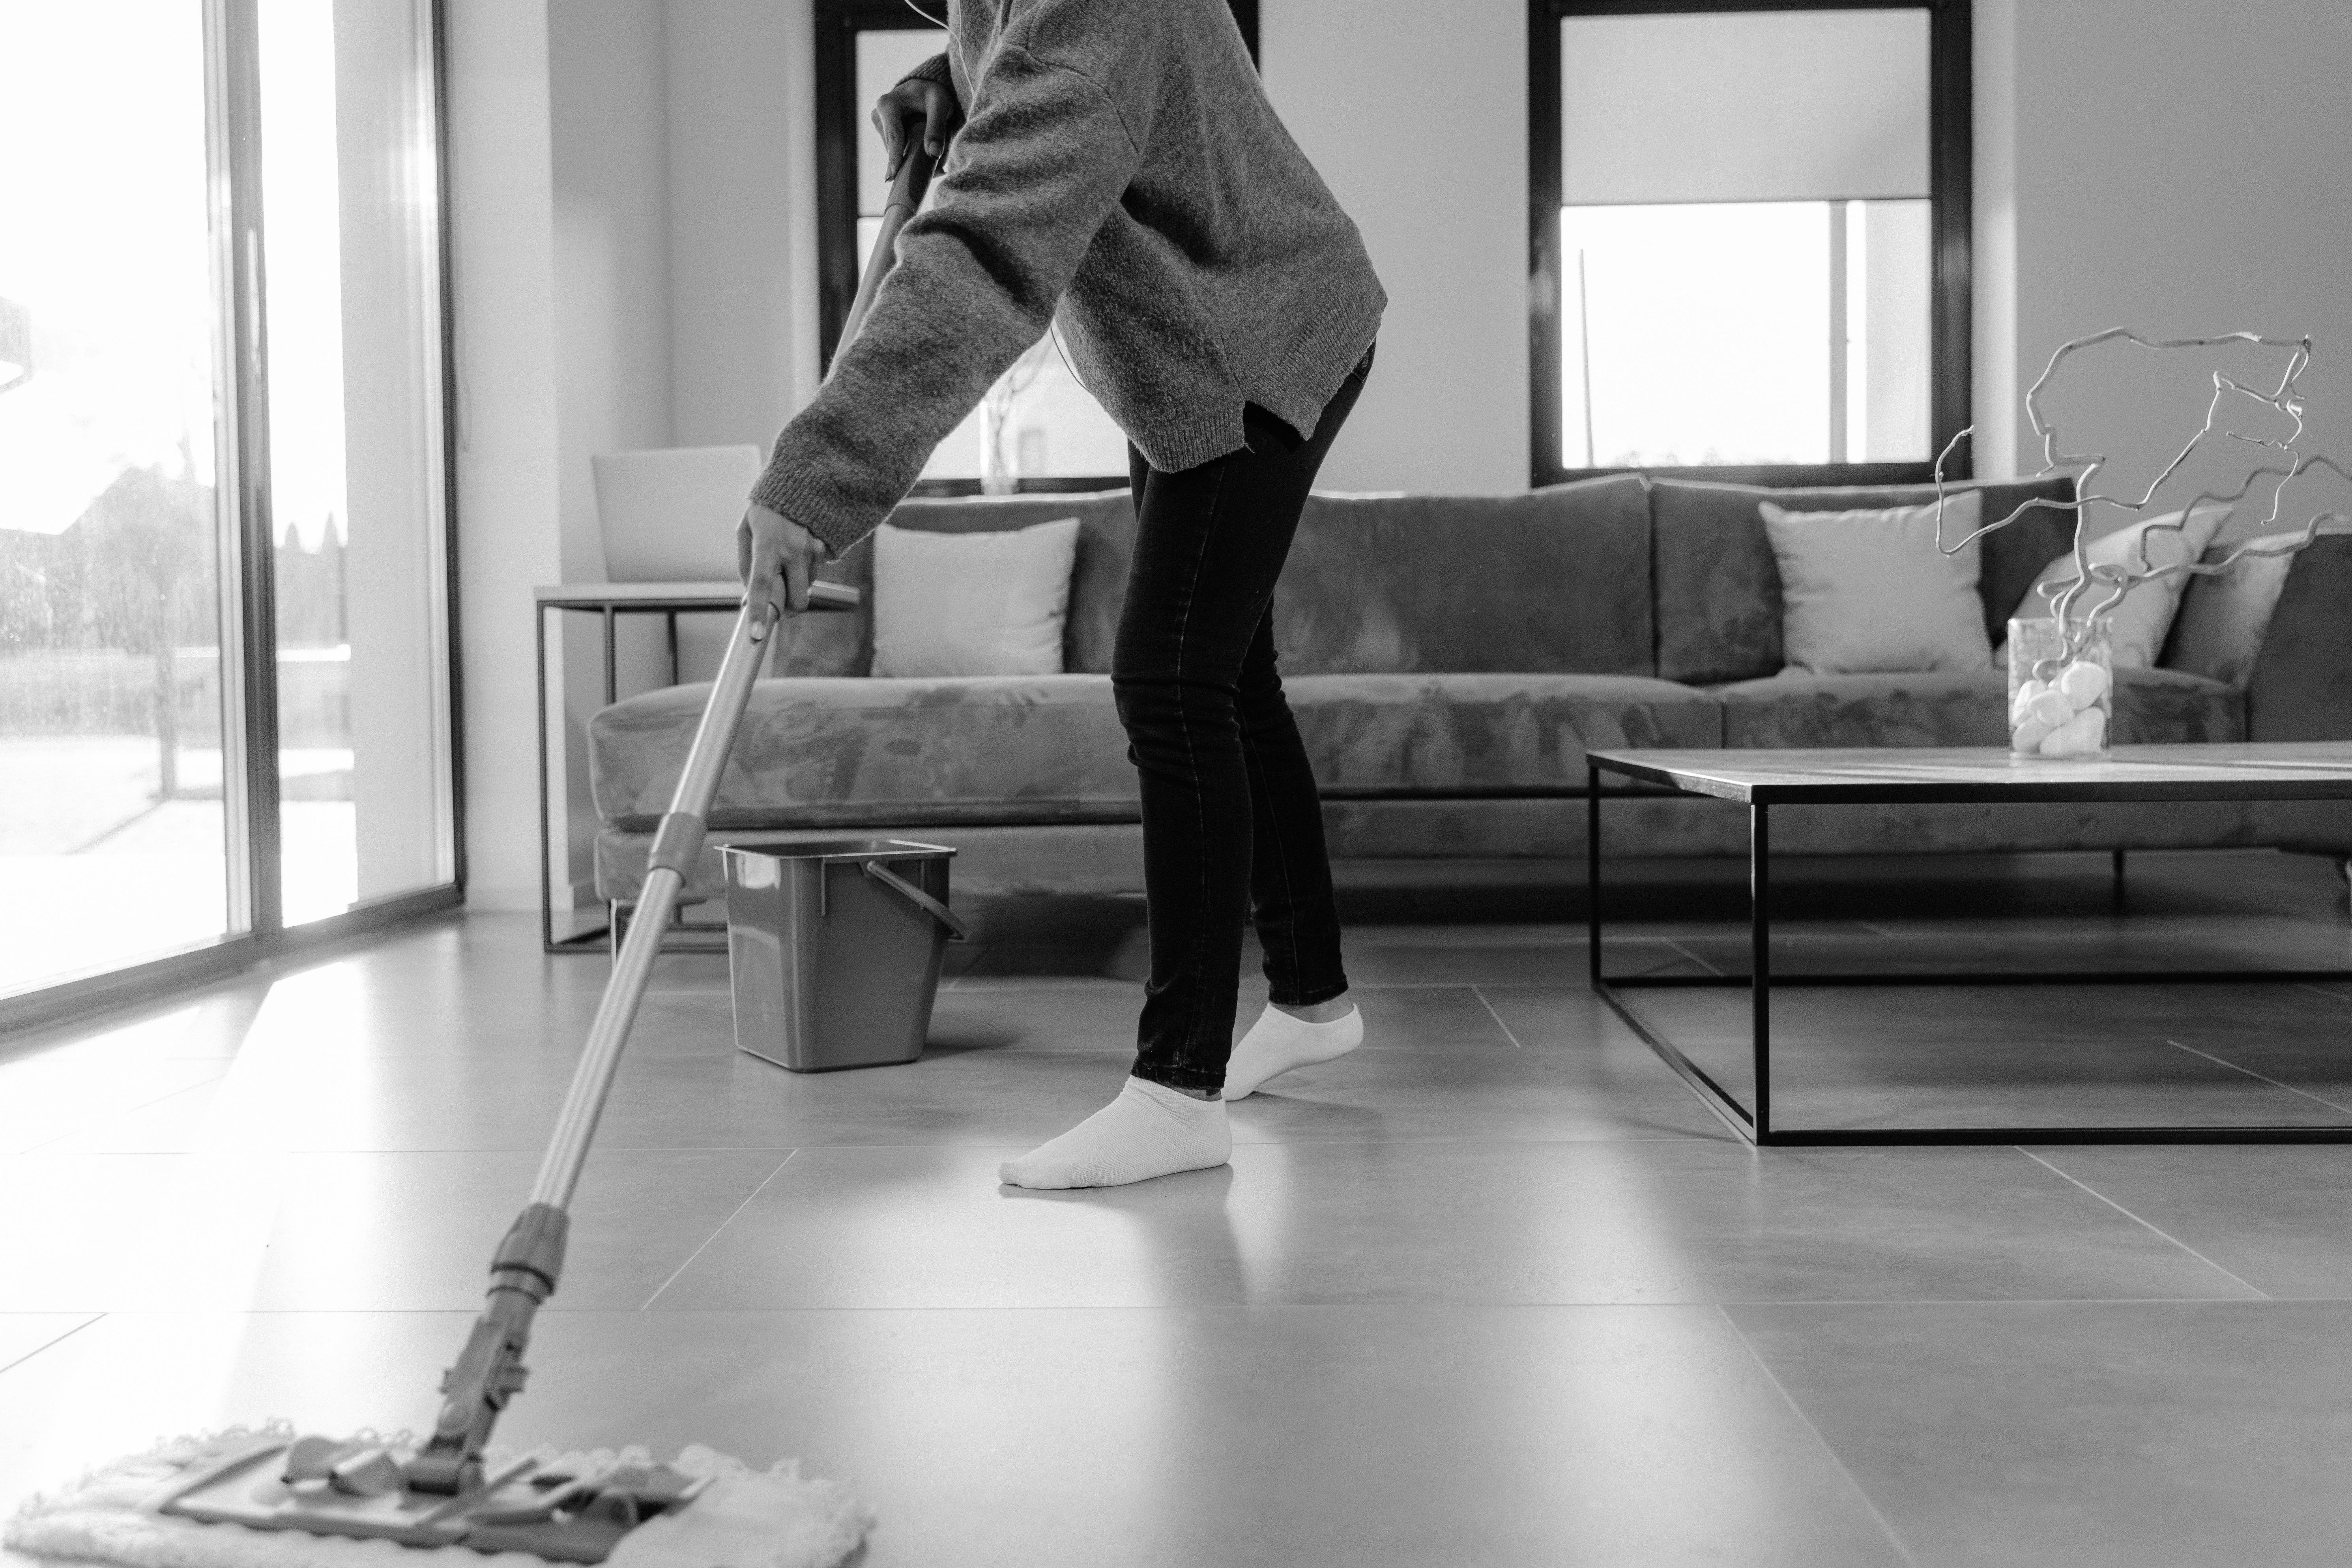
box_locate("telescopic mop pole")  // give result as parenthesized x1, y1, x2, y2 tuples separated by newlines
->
(408, 145, 937, 1495)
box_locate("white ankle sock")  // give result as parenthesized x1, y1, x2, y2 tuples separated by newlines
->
(1222, 1003, 1364, 1100)
(998, 1076, 1231, 1190)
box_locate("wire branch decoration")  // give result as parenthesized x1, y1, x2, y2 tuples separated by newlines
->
(1931, 328, 2352, 681)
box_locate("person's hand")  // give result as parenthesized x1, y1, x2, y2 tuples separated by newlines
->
(737, 503, 826, 631)
(873, 77, 958, 179)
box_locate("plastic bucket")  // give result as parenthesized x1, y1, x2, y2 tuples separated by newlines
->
(721, 839, 967, 1072)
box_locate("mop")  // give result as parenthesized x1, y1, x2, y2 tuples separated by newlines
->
(7, 148, 939, 1568)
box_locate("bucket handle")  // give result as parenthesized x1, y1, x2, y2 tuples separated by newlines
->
(861, 859, 971, 941)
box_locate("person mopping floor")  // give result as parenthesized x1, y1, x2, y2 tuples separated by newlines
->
(741, 0, 1383, 1191)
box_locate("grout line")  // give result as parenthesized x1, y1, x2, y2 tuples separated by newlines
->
(0, 1313, 105, 1378)
(2017, 1147, 2272, 1301)
(1714, 1306, 1922, 1568)
(1661, 939, 1724, 977)
(1471, 987, 1526, 1049)
(638, 1151, 797, 1312)
(2165, 1038, 2352, 1119)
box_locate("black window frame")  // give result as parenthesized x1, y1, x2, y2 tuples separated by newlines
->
(813, 0, 1257, 497)
(1527, 0, 1972, 489)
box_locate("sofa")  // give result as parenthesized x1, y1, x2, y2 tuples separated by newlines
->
(587, 474, 2352, 908)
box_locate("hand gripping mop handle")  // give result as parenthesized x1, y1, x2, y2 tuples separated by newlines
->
(410, 149, 932, 1496)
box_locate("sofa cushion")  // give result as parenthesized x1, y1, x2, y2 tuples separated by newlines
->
(793, 490, 1136, 676)
(590, 674, 1138, 831)
(1652, 475, 2079, 685)
(1288, 672, 1721, 793)
(1716, 667, 2243, 750)
(2164, 543, 2294, 689)
(1275, 476, 1655, 676)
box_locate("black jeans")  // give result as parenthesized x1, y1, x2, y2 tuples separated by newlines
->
(1115, 348, 1372, 1093)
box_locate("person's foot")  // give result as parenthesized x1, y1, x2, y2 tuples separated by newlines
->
(998, 1076, 1231, 1189)
(1223, 1000, 1363, 1100)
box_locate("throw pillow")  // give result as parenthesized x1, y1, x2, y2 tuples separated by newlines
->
(1999, 505, 2231, 669)
(1759, 492, 1989, 676)
(871, 516, 1081, 678)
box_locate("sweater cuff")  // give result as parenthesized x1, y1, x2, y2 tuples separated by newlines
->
(898, 52, 952, 88)
(748, 467, 868, 562)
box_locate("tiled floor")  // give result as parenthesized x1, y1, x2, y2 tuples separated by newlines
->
(4, 849, 2352, 1566)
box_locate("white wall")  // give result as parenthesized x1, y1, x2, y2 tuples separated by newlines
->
(666, 0, 821, 448)
(1261, 0, 1529, 494)
(1978, 0, 2352, 534)
(447, 0, 561, 913)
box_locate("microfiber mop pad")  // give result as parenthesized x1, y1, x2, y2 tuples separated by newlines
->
(4, 1425, 873, 1568)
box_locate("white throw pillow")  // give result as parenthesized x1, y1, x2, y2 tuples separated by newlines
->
(871, 517, 1080, 678)
(2000, 505, 2230, 669)
(1759, 493, 1989, 676)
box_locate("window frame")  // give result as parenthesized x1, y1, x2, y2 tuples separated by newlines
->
(812, 0, 1257, 496)
(1526, 0, 1972, 489)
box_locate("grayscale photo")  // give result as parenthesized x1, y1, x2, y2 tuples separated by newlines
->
(3, 2, 2350, 1563)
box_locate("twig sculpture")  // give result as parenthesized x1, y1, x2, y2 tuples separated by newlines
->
(1933, 329, 2350, 677)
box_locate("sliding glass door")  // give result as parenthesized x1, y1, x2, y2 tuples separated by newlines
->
(0, 0, 458, 1022)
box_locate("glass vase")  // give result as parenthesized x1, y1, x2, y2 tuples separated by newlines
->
(2008, 617, 2113, 759)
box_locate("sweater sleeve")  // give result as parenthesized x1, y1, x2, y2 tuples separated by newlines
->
(751, 47, 1144, 556)
(899, 52, 955, 94)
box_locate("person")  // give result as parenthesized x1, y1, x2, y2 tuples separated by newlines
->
(738, 0, 1384, 1190)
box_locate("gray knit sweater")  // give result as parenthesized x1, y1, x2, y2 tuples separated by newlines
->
(750, 0, 1386, 557)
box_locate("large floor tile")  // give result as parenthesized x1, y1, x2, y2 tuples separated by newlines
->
(0, 1305, 1908, 1568)
(1725, 1300, 2352, 1568)
(0, 1058, 227, 1154)
(1345, 937, 1705, 987)
(0, 1148, 783, 1312)
(1670, 921, 2352, 977)
(1618, 986, 2352, 1132)
(1227, 1033, 1726, 1143)
(930, 979, 1521, 1057)
(649, 1139, 2251, 1312)
(2025, 1144, 2352, 1298)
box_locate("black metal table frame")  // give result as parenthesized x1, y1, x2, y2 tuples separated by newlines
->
(1586, 755, 2352, 1147)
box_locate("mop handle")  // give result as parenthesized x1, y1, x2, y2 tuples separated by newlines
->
(527, 599, 777, 1210)
(837, 144, 936, 365)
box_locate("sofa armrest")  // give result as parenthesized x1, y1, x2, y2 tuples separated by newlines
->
(2238, 534, 2352, 740)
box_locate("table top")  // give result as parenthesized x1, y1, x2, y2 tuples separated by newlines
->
(535, 581, 744, 607)
(1587, 743, 2352, 804)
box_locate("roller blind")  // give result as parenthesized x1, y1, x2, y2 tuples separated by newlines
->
(1561, 9, 1929, 206)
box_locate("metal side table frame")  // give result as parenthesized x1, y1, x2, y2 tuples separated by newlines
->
(535, 583, 748, 953)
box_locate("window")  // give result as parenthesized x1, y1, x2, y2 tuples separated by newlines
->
(814, 0, 1257, 495)
(0, 0, 458, 1026)
(1529, 1, 1970, 486)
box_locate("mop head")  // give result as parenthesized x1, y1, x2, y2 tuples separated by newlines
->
(4, 1425, 872, 1568)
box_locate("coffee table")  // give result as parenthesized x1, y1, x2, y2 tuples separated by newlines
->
(1584, 743, 2352, 1146)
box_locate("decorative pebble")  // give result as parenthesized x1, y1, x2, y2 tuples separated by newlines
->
(2025, 689, 2076, 730)
(2056, 660, 2110, 708)
(2011, 717, 2054, 753)
(2038, 707, 2107, 757)
(2010, 679, 2050, 725)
